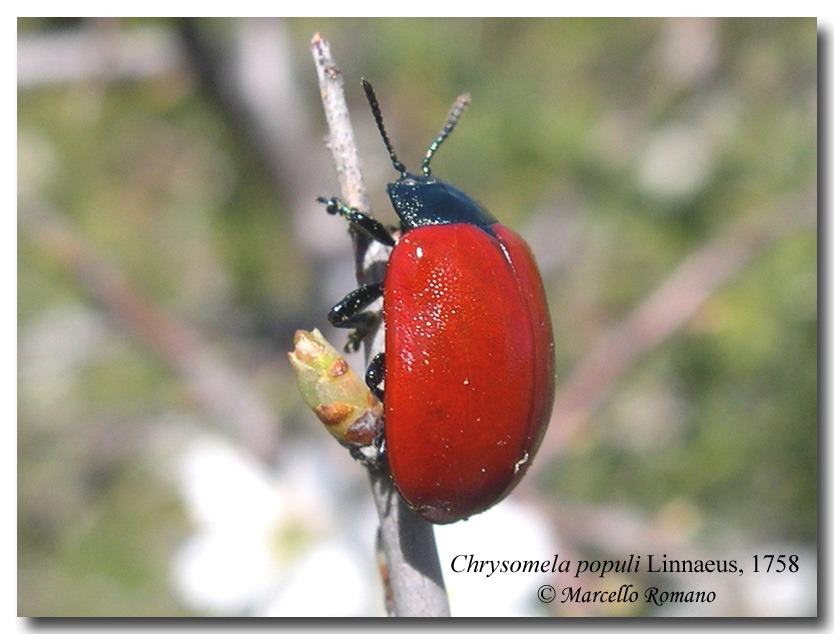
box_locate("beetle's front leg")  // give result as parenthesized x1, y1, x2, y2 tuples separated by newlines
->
(317, 196, 396, 247)
(329, 282, 384, 352)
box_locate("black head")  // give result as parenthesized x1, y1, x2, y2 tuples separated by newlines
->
(361, 80, 497, 232)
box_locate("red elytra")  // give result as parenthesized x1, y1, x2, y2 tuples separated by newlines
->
(384, 223, 555, 523)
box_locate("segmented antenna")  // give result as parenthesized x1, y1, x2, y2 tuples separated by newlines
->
(361, 79, 407, 176)
(422, 93, 471, 177)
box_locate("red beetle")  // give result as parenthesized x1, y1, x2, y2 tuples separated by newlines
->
(319, 80, 555, 523)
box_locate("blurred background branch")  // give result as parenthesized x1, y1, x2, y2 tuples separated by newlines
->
(19, 197, 281, 463)
(544, 186, 817, 458)
(17, 20, 182, 87)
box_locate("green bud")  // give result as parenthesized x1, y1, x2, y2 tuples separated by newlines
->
(288, 329, 381, 447)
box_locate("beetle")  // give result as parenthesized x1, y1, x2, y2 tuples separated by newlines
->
(318, 80, 555, 524)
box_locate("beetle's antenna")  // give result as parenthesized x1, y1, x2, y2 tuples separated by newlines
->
(422, 93, 470, 177)
(361, 79, 407, 177)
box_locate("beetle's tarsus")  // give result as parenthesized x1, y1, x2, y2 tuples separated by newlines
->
(345, 328, 369, 353)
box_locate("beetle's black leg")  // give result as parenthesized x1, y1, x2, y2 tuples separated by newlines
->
(362, 352, 387, 462)
(319, 195, 392, 351)
(329, 283, 383, 352)
(317, 196, 396, 247)
(328, 282, 383, 327)
(366, 352, 385, 402)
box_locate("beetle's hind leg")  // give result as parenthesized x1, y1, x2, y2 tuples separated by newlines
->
(329, 282, 383, 352)
(317, 196, 396, 247)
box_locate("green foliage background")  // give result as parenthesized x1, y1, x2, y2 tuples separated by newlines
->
(18, 17, 816, 616)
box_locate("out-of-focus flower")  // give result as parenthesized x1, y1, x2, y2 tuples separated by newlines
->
(170, 434, 381, 616)
(739, 545, 817, 617)
(636, 123, 715, 202)
(434, 499, 559, 617)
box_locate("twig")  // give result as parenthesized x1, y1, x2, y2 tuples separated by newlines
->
(310, 33, 450, 617)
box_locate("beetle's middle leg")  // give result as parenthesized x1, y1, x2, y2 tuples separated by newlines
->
(328, 282, 383, 352)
